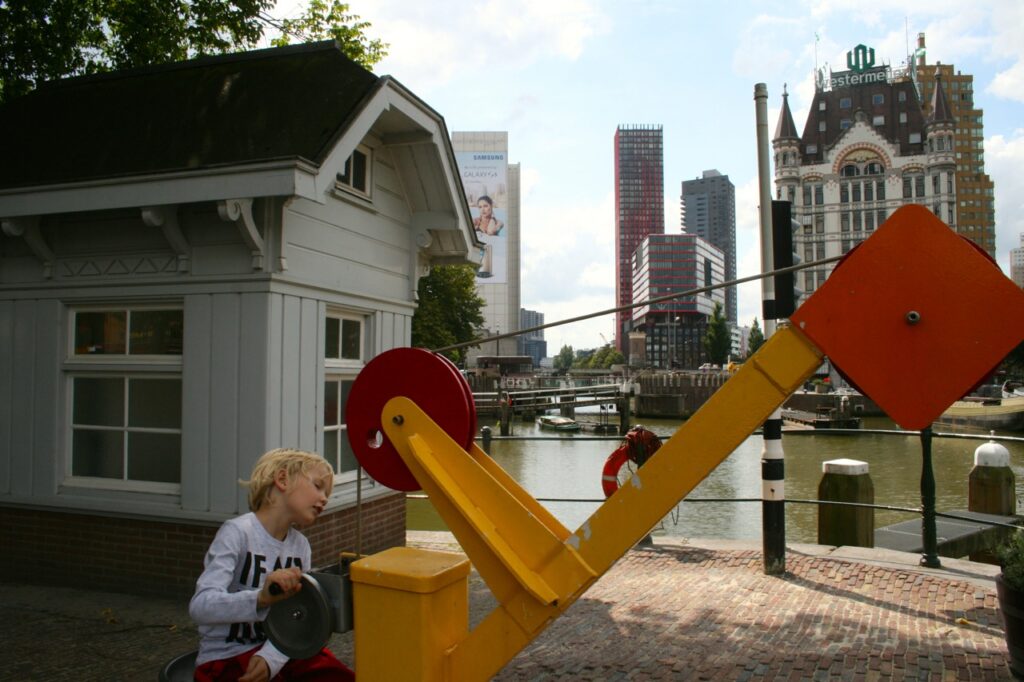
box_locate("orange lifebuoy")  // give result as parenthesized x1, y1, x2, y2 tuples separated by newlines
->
(601, 445, 631, 497)
(601, 426, 663, 498)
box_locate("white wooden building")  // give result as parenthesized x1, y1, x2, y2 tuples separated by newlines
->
(0, 41, 479, 594)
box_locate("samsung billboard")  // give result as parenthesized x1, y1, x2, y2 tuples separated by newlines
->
(455, 151, 508, 284)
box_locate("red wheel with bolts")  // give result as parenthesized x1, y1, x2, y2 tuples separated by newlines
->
(345, 348, 476, 491)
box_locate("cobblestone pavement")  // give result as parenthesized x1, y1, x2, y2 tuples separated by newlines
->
(1, 538, 1014, 681)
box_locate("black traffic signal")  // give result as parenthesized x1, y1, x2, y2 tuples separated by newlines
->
(764, 200, 802, 320)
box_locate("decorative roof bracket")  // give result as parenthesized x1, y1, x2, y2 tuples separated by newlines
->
(2, 216, 53, 278)
(217, 198, 265, 270)
(141, 205, 190, 273)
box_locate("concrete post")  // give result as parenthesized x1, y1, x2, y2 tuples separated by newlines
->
(818, 458, 874, 548)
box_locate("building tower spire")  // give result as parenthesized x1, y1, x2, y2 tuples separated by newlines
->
(774, 84, 800, 141)
(772, 84, 801, 204)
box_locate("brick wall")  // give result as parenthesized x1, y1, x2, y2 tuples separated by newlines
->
(0, 492, 406, 597)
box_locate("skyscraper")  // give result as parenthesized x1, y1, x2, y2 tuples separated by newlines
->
(452, 132, 521, 359)
(681, 170, 737, 324)
(614, 124, 664, 355)
(912, 33, 996, 257)
(1011, 235, 1024, 289)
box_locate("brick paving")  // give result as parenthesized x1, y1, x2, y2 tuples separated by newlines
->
(0, 538, 1015, 680)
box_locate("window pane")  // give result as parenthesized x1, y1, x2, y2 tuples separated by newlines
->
(338, 429, 357, 473)
(129, 310, 183, 355)
(341, 320, 360, 360)
(127, 432, 181, 483)
(75, 311, 126, 354)
(325, 318, 340, 359)
(72, 429, 124, 478)
(74, 378, 124, 426)
(352, 150, 367, 191)
(324, 429, 339, 469)
(325, 381, 339, 426)
(128, 378, 181, 428)
(340, 380, 353, 421)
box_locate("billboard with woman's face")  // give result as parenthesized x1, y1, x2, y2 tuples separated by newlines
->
(456, 151, 508, 284)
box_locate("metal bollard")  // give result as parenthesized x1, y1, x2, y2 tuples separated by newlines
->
(480, 425, 492, 454)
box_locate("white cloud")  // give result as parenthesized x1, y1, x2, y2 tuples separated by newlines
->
(988, 129, 1024, 271)
(353, 0, 609, 89)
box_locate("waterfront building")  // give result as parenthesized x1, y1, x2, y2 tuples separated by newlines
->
(452, 132, 521, 362)
(1011, 235, 1024, 289)
(681, 170, 737, 325)
(614, 125, 664, 356)
(773, 41, 958, 306)
(631, 233, 725, 369)
(519, 307, 547, 366)
(0, 42, 477, 594)
(912, 34, 996, 257)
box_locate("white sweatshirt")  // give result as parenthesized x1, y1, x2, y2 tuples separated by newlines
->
(189, 512, 311, 677)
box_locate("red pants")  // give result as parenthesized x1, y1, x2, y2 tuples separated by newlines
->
(194, 646, 354, 681)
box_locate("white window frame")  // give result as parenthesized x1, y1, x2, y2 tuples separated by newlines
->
(335, 144, 372, 199)
(65, 304, 183, 494)
(323, 311, 368, 483)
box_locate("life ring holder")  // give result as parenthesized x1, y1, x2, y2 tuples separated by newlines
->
(600, 426, 663, 498)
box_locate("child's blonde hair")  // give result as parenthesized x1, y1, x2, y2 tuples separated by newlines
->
(243, 448, 335, 512)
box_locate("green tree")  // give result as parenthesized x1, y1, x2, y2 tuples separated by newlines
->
(703, 301, 731, 365)
(411, 265, 484, 366)
(0, 0, 386, 103)
(747, 317, 765, 358)
(553, 345, 574, 372)
(270, 0, 386, 67)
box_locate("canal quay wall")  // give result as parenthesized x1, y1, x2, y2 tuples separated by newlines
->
(633, 372, 884, 419)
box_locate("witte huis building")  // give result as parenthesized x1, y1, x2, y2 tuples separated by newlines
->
(773, 43, 958, 305)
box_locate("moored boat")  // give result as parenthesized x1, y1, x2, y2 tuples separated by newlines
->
(935, 395, 1024, 432)
(537, 415, 581, 432)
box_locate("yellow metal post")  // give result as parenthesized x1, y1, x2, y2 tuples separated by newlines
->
(351, 547, 470, 682)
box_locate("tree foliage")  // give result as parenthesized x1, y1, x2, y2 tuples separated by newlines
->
(0, 0, 386, 103)
(270, 0, 386, 67)
(573, 344, 625, 369)
(703, 302, 731, 365)
(553, 345, 574, 372)
(747, 317, 765, 358)
(411, 265, 484, 366)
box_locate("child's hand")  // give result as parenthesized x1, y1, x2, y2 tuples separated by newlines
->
(238, 654, 270, 682)
(257, 567, 303, 608)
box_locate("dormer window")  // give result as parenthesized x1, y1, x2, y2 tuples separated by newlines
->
(337, 145, 371, 197)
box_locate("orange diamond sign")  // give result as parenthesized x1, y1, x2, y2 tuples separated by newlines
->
(790, 205, 1024, 429)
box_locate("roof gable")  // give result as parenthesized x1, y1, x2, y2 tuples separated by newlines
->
(0, 41, 379, 190)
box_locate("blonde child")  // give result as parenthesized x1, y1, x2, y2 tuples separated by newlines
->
(189, 449, 354, 681)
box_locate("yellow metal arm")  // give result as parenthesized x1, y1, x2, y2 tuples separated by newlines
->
(377, 325, 822, 680)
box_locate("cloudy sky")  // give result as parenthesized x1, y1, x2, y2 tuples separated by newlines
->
(272, 0, 1024, 352)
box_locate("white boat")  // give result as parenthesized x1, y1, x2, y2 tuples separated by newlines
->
(935, 395, 1024, 432)
(537, 415, 581, 432)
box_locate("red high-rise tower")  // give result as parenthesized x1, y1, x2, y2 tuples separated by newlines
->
(614, 125, 664, 355)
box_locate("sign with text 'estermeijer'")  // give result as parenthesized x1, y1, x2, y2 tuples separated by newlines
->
(829, 44, 888, 90)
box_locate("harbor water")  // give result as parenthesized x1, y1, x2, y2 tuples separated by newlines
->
(406, 413, 1024, 543)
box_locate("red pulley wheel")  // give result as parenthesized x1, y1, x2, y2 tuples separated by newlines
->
(345, 348, 476, 491)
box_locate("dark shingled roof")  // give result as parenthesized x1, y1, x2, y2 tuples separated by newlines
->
(928, 68, 954, 125)
(0, 41, 381, 190)
(774, 87, 800, 140)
